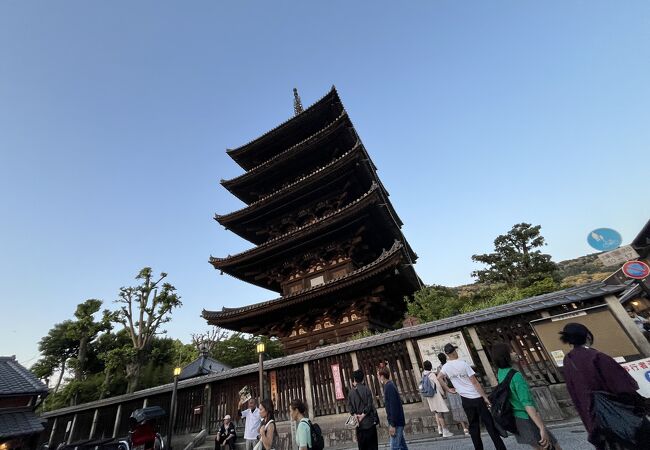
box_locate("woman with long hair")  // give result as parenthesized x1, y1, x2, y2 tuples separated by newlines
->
(258, 399, 278, 450)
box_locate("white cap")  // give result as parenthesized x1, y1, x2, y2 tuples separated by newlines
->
(223, 415, 231, 420)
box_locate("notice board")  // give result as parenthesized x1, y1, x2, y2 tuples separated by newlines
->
(530, 304, 641, 366)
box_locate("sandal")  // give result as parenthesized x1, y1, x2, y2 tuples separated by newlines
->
(463, 429, 469, 436)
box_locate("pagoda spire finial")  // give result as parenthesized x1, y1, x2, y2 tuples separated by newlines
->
(293, 88, 304, 115)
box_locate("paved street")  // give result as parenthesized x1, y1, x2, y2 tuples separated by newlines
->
(340, 422, 593, 449)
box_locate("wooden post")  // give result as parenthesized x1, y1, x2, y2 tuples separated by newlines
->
(89, 408, 100, 440)
(404, 340, 421, 372)
(350, 351, 359, 370)
(66, 414, 78, 444)
(48, 417, 58, 447)
(112, 404, 122, 438)
(467, 326, 498, 386)
(606, 294, 650, 356)
(203, 383, 212, 431)
(302, 362, 315, 418)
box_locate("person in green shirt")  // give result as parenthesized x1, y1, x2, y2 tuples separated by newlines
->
(491, 343, 562, 450)
(289, 399, 312, 450)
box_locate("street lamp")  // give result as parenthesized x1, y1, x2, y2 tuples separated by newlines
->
(168, 366, 182, 450)
(256, 342, 265, 401)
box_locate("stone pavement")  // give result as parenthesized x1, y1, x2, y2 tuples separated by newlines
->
(340, 422, 594, 449)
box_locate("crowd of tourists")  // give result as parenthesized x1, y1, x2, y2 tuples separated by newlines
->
(216, 323, 648, 450)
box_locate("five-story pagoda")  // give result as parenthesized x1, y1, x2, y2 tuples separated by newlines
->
(203, 87, 420, 354)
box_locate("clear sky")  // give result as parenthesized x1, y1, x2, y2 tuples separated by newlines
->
(1, 1, 649, 366)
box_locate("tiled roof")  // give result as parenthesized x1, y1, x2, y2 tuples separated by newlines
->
(0, 356, 48, 396)
(221, 111, 351, 189)
(210, 183, 383, 268)
(215, 143, 368, 226)
(42, 281, 626, 418)
(226, 86, 339, 157)
(203, 240, 409, 321)
(178, 355, 231, 381)
(0, 410, 45, 439)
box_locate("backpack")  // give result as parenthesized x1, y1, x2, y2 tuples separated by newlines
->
(302, 419, 324, 450)
(488, 369, 518, 437)
(419, 372, 437, 397)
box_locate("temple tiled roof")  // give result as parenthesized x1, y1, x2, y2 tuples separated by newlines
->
(0, 356, 48, 396)
(0, 410, 45, 439)
(210, 183, 390, 270)
(215, 143, 369, 228)
(220, 110, 351, 191)
(203, 240, 412, 322)
(226, 87, 341, 168)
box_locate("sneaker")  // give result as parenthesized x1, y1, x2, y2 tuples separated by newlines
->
(442, 429, 454, 438)
(438, 429, 443, 436)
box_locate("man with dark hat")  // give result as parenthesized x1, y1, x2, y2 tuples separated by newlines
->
(437, 343, 506, 450)
(347, 369, 379, 450)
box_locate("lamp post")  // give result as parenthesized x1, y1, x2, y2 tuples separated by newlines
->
(256, 342, 265, 401)
(168, 366, 181, 450)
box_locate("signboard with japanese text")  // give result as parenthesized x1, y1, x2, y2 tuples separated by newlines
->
(269, 370, 279, 406)
(531, 304, 642, 367)
(621, 358, 650, 398)
(598, 245, 639, 266)
(331, 364, 345, 400)
(416, 331, 475, 367)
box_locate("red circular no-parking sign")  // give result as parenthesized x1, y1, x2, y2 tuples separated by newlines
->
(622, 260, 650, 280)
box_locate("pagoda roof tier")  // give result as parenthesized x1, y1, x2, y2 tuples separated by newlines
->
(227, 87, 343, 171)
(203, 240, 418, 329)
(210, 184, 416, 291)
(221, 111, 356, 204)
(216, 143, 386, 244)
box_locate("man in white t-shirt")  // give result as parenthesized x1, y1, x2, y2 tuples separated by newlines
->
(239, 398, 261, 450)
(437, 343, 506, 450)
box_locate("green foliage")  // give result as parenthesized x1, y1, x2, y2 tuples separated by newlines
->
(406, 285, 462, 322)
(471, 223, 558, 287)
(211, 333, 284, 368)
(113, 267, 182, 393)
(348, 329, 380, 341)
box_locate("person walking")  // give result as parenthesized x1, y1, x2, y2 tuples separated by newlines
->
(437, 352, 469, 436)
(377, 366, 408, 450)
(421, 360, 453, 437)
(215, 414, 236, 450)
(491, 342, 562, 450)
(560, 323, 643, 449)
(239, 398, 261, 450)
(437, 343, 506, 450)
(258, 399, 279, 450)
(289, 399, 312, 450)
(347, 369, 379, 450)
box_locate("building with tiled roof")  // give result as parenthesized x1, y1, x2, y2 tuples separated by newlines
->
(0, 356, 48, 450)
(204, 87, 421, 353)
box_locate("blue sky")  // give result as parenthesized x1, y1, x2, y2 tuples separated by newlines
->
(1, 1, 648, 366)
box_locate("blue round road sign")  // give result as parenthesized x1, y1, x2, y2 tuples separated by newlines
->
(587, 228, 622, 251)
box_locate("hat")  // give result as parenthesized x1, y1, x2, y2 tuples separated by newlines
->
(223, 415, 231, 420)
(443, 343, 458, 355)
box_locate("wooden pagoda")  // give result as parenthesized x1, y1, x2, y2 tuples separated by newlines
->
(203, 87, 420, 354)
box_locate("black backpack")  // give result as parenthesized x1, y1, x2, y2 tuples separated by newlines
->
(488, 369, 518, 436)
(303, 419, 324, 450)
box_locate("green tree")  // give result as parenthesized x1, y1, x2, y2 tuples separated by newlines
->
(113, 268, 182, 393)
(32, 321, 78, 394)
(405, 285, 462, 322)
(211, 334, 283, 368)
(471, 223, 558, 287)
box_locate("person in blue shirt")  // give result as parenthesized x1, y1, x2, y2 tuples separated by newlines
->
(377, 366, 408, 450)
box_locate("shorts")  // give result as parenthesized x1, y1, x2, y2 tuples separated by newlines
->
(514, 417, 558, 446)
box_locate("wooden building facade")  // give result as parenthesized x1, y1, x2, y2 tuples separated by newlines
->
(204, 87, 420, 353)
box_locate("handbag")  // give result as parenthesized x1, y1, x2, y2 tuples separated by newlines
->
(344, 414, 359, 429)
